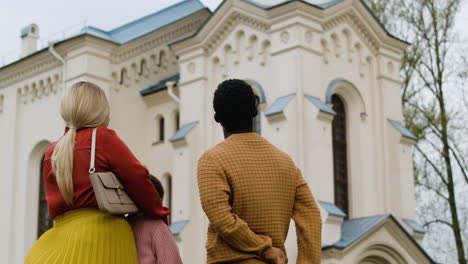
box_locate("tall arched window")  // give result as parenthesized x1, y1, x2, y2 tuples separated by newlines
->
(158, 116, 165, 142)
(174, 111, 180, 132)
(332, 95, 349, 217)
(37, 154, 53, 237)
(164, 174, 172, 224)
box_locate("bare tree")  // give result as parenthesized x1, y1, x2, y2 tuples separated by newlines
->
(366, 0, 468, 263)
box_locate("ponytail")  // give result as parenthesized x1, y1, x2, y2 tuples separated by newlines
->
(51, 81, 110, 205)
(51, 128, 77, 205)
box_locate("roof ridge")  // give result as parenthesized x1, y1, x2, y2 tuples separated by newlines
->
(109, 0, 204, 34)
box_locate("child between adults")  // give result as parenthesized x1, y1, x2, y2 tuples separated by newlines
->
(129, 176, 183, 264)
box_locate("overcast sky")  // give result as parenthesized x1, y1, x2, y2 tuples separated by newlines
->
(0, 0, 467, 64)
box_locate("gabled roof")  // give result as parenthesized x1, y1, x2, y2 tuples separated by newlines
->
(170, 0, 409, 48)
(326, 214, 391, 249)
(322, 214, 435, 263)
(81, 0, 208, 44)
(245, 0, 408, 44)
(1, 0, 210, 70)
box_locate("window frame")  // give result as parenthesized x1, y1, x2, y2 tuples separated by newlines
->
(331, 94, 350, 218)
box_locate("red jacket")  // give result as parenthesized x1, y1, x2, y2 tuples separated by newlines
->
(43, 127, 170, 219)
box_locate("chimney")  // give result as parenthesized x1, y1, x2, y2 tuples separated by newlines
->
(20, 23, 39, 57)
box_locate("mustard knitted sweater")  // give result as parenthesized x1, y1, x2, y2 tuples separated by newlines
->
(197, 133, 322, 264)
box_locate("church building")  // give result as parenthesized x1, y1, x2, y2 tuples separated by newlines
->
(0, 0, 434, 263)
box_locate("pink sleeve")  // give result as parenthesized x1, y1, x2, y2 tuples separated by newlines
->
(152, 222, 183, 264)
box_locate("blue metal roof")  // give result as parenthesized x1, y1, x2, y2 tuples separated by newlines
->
(319, 201, 347, 217)
(331, 214, 391, 248)
(388, 119, 417, 140)
(305, 95, 336, 115)
(80, 0, 209, 44)
(169, 220, 189, 235)
(264, 93, 295, 117)
(169, 121, 198, 142)
(403, 219, 426, 233)
(323, 214, 435, 263)
(140, 74, 180, 96)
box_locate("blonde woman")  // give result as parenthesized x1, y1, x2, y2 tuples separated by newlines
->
(25, 81, 170, 264)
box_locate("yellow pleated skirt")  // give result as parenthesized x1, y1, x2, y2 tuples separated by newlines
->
(25, 208, 138, 264)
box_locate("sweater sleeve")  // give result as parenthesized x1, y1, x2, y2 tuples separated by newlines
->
(197, 153, 278, 263)
(102, 128, 170, 219)
(292, 167, 322, 264)
(152, 222, 183, 264)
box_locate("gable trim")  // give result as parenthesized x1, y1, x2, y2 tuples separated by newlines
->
(322, 214, 435, 263)
(170, 0, 408, 55)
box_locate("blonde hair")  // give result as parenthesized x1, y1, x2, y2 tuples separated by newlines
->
(51, 81, 110, 204)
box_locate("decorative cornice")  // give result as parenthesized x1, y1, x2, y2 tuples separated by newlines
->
(0, 11, 208, 90)
(323, 11, 379, 54)
(0, 36, 103, 90)
(202, 11, 270, 56)
(111, 13, 208, 63)
(0, 56, 62, 89)
(111, 46, 178, 92)
(17, 72, 62, 105)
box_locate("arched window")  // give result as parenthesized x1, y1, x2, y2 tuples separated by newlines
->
(120, 68, 127, 85)
(37, 154, 53, 237)
(0, 94, 4, 113)
(332, 95, 349, 217)
(244, 80, 265, 135)
(174, 111, 180, 132)
(140, 59, 147, 76)
(164, 174, 172, 224)
(158, 116, 165, 142)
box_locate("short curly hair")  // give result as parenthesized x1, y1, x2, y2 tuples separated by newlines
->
(213, 79, 258, 131)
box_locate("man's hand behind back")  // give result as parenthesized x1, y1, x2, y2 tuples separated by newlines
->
(274, 247, 286, 264)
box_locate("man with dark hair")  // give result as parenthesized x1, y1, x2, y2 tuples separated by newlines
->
(197, 79, 322, 264)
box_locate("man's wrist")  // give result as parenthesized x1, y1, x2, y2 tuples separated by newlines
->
(262, 247, 279, 264)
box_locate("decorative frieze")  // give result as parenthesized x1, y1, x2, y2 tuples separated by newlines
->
(323, 12, 379, 54)
(111, 47, 177, 91)
(210, 28, 271, 78)
(17, 73, 61, 104)
(203, 11, 270, 56)
(320, 21, 376, 79)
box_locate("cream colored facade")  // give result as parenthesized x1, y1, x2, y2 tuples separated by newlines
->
(0, 0, 433, 263)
